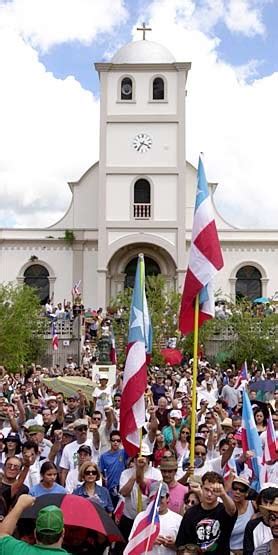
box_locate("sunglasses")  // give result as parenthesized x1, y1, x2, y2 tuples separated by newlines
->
(232, 484, 248, 493)
(269, 513, 278, 523)
(85, 470, 98, 476)
(111, 438, 121, 442)
(6, 464, 21, 470)
(92, 417, 101, 421)
(76, 426, 87, 432)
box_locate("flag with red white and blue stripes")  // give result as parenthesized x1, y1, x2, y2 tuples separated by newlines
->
(179, 155, 224, 335)
(123, 488, 160, 555)
(120, 254, 152, 456)
(51, 322, 59, 351)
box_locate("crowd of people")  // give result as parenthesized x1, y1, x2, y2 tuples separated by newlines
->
(0, 356, 276, 554)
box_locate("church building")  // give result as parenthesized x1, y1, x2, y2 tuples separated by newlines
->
(1, 36, 278, 309)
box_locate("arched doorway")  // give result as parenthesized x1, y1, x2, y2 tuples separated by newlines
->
(236, 265, 262, 300)
(24, 264, 50, 304)
(124, 256, 160, 289)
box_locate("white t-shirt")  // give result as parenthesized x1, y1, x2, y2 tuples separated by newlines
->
(94, 386, 113, 415)
(192, 455, 223, 477)
(120, 465, 162, 519)
(129, 508, 182, 555)
(60, 439, 92, 471)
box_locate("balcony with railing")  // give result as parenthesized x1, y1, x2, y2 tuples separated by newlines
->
(133, 203, 151, 219)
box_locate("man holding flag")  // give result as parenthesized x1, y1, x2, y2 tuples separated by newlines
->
(125, 482, 182, 555)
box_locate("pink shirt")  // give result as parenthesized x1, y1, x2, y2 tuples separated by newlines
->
(168, 481, 188, 514)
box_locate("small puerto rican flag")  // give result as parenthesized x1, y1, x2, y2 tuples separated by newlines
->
(51, 322, 59, 351)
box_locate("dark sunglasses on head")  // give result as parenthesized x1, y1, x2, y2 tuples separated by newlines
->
(85, 470, 98, 476)
(232, 484, 248, 493)
(76, 426, 87, 432)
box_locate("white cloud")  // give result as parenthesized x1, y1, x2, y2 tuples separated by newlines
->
(225, 0, 265, 36)
(0, 27, 100, 227)
(0, 0, 128, 52)
(144, 0, 267, 37)
(136, 0, 277, 228)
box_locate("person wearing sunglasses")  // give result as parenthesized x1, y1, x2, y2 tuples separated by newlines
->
(229, 476, 254, 554)
(99, 431, 128, 509)
(254, 496, 278, 555)
(73, 461, 113, 515)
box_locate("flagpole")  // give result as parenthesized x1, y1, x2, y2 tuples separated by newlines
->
(190, 294, 199, 467)
(144, 482, 162, 555)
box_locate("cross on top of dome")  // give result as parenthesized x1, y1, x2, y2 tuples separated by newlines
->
(136, 22, 152, 40)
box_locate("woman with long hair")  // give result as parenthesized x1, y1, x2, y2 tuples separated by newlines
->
(29, 461, 66, 497)
(73, 461, 113, 515)
(254, 408, 267, 434)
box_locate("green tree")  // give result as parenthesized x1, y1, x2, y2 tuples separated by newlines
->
(0, 283, 46, 372)
(109, 275, 182, 365)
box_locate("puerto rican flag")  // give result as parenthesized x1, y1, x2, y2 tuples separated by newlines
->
(235, 361, 249, 389)
(72, 280, 81, 296)
(264, 412, 278, 463)
(179, 155, 224, 335)
(51, 322, 59, 351)
(124, 487, 160, 555)
(120, 254, 152, 457)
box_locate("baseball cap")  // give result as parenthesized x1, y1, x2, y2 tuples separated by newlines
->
(169, 409, 182, 419)
(64, 413, 75, 424)
(36, 505, 64, 536)
(28, 425, 45, 435)
(77, 445, 92, 455)
(73, 418, 88, 429)
(149, 481, 169, 498)
(67, 394, 79, 400)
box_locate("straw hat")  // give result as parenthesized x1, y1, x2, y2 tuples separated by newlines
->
(260, 497, 278, 520)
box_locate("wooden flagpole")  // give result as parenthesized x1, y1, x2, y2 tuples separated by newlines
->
(189, 294, 200, 467)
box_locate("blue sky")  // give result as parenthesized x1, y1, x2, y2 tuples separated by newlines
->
(39, 0, 278, 94)
(0, 0, 277, 228)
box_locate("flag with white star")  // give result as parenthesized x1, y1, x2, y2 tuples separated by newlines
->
(120, 254, 152, 456)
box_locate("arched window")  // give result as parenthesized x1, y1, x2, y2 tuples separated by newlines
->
(121, 77, 133, 101)
(152, 77, 164, 100)
(24, 264, 50, 304)
(124, 256, 160, 289)
(133, 179, 151, 219)
(236, 265, 262, 300)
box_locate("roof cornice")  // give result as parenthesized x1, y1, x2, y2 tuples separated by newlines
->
(94, 62, 191, 73)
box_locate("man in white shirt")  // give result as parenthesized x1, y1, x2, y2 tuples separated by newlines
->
(59, 419, 91, 486)
(119, 444, 162, 542)
(128, 481, 182, 555)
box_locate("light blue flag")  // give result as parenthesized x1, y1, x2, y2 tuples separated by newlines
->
(242, 389, 263, 491)
(128, 254, 152, 354)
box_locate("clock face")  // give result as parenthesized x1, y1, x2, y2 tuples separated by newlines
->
(132, 133, 152, 153)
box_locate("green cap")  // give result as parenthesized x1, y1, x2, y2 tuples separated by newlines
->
(36, 505, 64, 536)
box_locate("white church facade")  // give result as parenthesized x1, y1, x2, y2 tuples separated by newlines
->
(1, 38, 278, 309)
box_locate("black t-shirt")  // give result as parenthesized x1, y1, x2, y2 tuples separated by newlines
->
(0, 483, 29, 517)
(176, 502, 237, 554)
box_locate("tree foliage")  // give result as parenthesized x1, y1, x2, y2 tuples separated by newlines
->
(110, 275, 182, 365)
(0, 283, 46, 372)
(110, 279, 278, 368)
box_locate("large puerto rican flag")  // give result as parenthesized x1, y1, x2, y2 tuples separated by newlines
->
(179, 155, 224, 335)
(120, 254, 152, 456)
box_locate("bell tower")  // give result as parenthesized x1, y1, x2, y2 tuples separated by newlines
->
(95, 36, 191, 307)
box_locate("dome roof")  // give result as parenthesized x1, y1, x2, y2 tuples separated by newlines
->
(111, 40, 175, 64)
